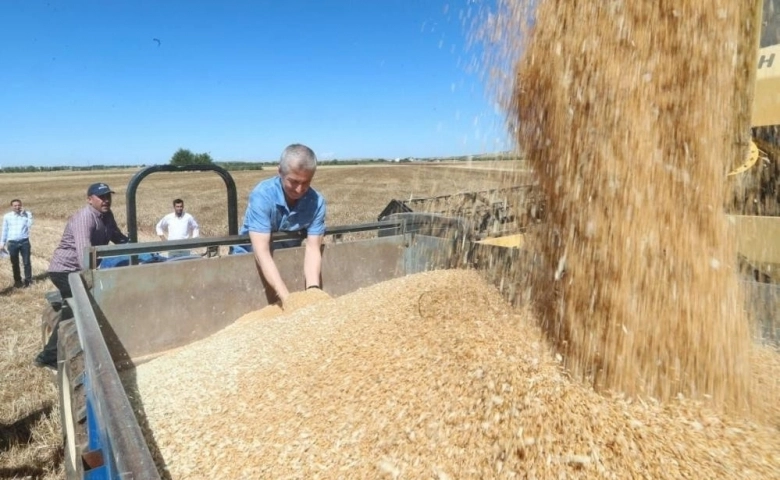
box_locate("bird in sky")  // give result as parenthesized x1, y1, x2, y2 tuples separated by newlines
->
(152, 38, 161, 47)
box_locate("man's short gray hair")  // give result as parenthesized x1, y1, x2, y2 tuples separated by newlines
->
(279, 144, 317, 175)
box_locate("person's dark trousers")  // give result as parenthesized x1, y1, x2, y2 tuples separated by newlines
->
(35, 271, 74, 367)
(7, 238, 32, 286)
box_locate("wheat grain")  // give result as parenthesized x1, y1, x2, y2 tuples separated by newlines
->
(127, 270, 780, 479)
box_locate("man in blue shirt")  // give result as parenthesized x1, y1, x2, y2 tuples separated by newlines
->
(0, 199, 34, 288)
(239, 144, 326, 304)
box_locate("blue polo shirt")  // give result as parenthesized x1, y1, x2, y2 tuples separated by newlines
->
(239, 176, 326, 248)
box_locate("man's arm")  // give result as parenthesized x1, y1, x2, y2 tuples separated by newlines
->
(304, 235, 323, 288)
(190, 215, 200, 238)
(114, 232, 130, 244)
(249, 231, 289, 301)
(112, 229, 130, 244)
(0, 215, 7, 248)
(156, 216, 167, 241)
(303, 194, 326, 288)
(72, 211, 95, 270)
(26, 210, 33, 227)
(106, 214, 129, 245)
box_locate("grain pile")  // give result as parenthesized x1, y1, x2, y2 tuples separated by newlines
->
(233, 288, 332, 324)
(126, 270, 780, 479)
(498, 0, 764, 408)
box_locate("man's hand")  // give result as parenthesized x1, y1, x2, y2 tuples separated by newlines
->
(249, 231, 290, 301)
(280, 288, 330, 313)
(278, 290, 290, 305)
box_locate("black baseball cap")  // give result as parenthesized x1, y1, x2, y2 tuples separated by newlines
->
(87, 183, 115, 197)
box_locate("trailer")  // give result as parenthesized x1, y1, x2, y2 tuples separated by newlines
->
(45, 167, 780, 479)
(39, 166, 475, 478)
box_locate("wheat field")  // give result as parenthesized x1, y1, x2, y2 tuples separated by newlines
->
(0, 163, 512, 479)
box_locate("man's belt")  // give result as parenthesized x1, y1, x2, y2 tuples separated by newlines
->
(7, 238, 29, 243)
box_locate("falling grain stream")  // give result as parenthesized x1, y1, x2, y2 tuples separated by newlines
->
(511, 0, 760, 409)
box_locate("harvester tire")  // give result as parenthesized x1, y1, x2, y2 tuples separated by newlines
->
(41, 303, 60, 349)
(58, 319, 88, 480)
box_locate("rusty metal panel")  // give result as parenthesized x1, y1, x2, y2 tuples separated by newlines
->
(742, 280, 780, 346)
(404, 235, 458, 273)
(90, 235, 408, 362)
(322, 236, 407, 297)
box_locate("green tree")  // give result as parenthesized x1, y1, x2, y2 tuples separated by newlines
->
(170, 149, 214, 166)
(193, 152, 214, 164)
(170, 148, 196, 165)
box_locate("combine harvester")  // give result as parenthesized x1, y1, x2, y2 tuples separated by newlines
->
(378, 184, 544, 240)
(45, 36, 780, 480)
(728, 38, 780, 339)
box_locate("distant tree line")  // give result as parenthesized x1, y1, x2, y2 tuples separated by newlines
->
(0, 150, 516, 174)
(322, 158, 394, 165)
(0, 164, 143, 173)
(170, 148, 264, 171)
(215, 161, 264, 171)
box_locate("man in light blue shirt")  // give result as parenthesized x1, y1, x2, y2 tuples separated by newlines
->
(239, 144, 326, 304)
(0, 199, 34, 288)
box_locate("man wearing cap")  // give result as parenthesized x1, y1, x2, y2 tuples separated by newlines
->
(34, 182, 129, 370)
(0, 199, 34, 288)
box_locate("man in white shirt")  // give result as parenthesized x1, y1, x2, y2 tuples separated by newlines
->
(0, 199, 34, 288)
(156, 198, 200, 258)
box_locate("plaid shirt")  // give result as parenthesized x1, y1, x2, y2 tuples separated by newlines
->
(49, 205, 129, 272)
(1, 210, 33, 243)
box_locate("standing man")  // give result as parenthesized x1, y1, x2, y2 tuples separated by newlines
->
(156, 198, 200, 258)
(0, 199, 34, 288)
(240, 143, 326, 305)
(34, 182, 129, 370)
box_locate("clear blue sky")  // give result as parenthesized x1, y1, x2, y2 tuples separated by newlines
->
(0, 0, 512, 167)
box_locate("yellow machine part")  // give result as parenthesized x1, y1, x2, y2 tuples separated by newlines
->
(728, 140, 761, 176)
(730, 43, 780, 176)
(477, 234, 525, 249)
(752, 43, 780, 128)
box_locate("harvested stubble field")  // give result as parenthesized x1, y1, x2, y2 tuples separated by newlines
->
(0, 164, 508, 479)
